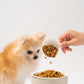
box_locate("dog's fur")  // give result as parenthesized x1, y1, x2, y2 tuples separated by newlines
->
(0, 33, 46, 84)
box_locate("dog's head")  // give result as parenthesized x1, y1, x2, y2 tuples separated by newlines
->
(13, 33, 46, 64)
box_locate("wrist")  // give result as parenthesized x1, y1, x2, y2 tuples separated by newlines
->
(79, 32, 84, 45)
(79, 32, 84, 37)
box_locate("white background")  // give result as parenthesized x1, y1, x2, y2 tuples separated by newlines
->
(0, 0, 84, 84)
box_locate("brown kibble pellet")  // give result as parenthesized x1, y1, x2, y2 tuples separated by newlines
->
(47, 51, 50, 54)
(42, 45, 58, 58)
(34, 70, 65, 78)
(49, 61, 52, 64)
(44, 56, 47, 59)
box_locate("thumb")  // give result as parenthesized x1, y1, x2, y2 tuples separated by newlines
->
(60, 39, 75, 47)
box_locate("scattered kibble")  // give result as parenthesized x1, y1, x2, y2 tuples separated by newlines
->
(49, 61, 52, 64)
(34, 70, 65, 78)
(42, 45, 58, 58)
(44, 56, 47, 59)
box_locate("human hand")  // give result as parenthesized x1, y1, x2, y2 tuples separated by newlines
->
(59, 30, 84, 53)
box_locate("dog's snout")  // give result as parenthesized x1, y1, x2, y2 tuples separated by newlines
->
(33, 55, 38, 60)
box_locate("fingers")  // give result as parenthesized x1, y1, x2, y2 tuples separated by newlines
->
(66, 47, 72, 51)
(59, 39, 75, 47)
(59, 30, 77, 54)
(62, 48, 66, 54)
(59, 39, 75, 53)
(59, 30, 73, 43)
(59, 33, 67, 43)
(62, 47, 72, 54)
(59, 30, 71, 42)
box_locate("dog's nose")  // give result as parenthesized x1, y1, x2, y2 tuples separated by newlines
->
(33, 55, 38, 60)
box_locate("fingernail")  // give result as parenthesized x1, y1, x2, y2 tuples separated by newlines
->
(64, 51, 66, 54)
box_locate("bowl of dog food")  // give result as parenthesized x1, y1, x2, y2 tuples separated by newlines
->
(32, 70, 68, 84)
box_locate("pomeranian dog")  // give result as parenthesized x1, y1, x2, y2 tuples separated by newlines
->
(0, 33, 46, 84)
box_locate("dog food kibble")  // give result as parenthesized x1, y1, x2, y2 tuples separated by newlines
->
(49, 61, 52, 64)
(34, 70, 65, 78)
(42, 45, 58, 58)
(44, 56, 47, 59)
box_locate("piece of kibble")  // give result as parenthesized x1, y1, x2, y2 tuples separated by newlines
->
(34, 70, 65, 78)
(44, 56, 47, 59)
(42, 45, 58, 58)
(49, 61, 52, 64)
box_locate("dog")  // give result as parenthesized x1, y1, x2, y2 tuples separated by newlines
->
(0, 33, 46, 84)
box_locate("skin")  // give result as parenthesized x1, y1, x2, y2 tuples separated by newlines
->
(59, 30, 84, 53)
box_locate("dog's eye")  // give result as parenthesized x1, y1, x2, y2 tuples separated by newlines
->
(37, 49, 40, 53)
(27, 50, 33, 54)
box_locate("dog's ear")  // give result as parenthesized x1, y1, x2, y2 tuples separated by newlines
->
(13, 36, 31, 53)
(35, 33, 46, 41)
(22, 37, 30, 45)
(17, 35, 31, 45)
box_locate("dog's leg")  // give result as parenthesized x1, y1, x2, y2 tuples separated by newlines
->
(0, 74, 14, 84)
